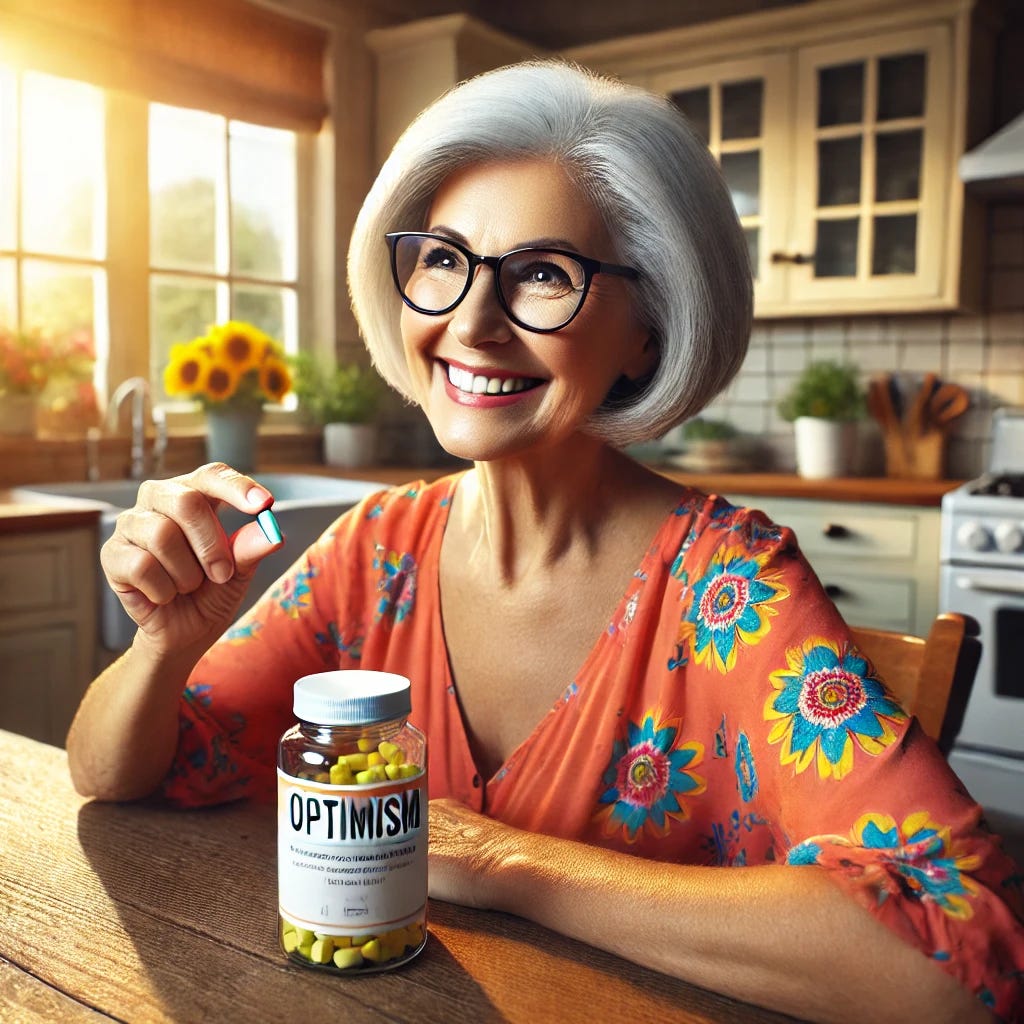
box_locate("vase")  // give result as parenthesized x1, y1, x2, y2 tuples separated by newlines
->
(793, 417, 858, 479)
(0, 393, 38, 436)
(323, 422, 376, 468)
(206, 408, 262, 473)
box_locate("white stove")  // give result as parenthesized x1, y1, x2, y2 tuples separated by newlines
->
(940, 408, 1024, 818)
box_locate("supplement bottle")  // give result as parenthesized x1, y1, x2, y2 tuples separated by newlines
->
(277, 670, 428, 972)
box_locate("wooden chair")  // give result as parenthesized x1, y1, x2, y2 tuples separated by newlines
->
(849, 612, 981, 756)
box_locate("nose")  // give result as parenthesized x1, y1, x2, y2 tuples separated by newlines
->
(446, 265, 514, 347)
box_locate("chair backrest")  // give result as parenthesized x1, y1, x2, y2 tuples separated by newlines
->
(849, 612, 981, 755)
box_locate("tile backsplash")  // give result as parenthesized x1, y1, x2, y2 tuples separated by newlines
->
(664, 203, 1024, 480)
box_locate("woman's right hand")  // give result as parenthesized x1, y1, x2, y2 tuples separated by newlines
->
(99, 462, 282, 658)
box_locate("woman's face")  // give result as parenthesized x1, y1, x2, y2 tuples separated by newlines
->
(399, 159, 653, 463)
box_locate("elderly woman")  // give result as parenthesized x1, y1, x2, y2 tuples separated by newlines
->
(67, 61, 1022, 1022)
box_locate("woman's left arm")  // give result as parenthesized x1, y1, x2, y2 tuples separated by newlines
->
(429, 798, 991, 1024)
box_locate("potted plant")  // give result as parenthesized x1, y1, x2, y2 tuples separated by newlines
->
(777, 361, 865, 479)
(676, 417, 745, 472)
(292, 355, 383, 468)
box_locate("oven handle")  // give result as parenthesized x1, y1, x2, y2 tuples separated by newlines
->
(955, 571, 1024, 595)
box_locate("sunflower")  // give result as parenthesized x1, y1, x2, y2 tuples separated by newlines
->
(210, 321, 268, 376)
(163, 340, 212, 397)
(260, 356, 292, 403)
(200, 358, 241, 403)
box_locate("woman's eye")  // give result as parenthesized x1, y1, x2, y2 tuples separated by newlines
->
(517, 260, 573, 290)
(421, 245, 462, 272)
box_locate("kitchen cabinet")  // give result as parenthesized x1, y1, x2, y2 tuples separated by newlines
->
(567, 0, 996, 317)
(730, 493, 941, 636)
(0, 527, 97, 746)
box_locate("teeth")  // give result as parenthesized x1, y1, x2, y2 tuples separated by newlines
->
(447, 364, 533, 396)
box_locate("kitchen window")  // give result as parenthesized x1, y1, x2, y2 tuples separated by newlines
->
(0, 63, 307, 413)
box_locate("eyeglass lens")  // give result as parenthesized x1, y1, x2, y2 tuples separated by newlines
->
(392, 234, 588, 331)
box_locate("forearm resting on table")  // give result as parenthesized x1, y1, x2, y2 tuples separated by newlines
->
(66, 636, 199, 802)
(458, 823, 990, 1024)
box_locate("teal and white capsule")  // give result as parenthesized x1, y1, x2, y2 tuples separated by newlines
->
(256, 508, 282, 544)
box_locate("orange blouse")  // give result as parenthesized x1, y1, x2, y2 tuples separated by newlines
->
(163, 474, 1024, 1019)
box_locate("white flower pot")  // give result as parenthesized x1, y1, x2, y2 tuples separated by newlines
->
(793, 417, 857, 479)
(323, 422, 376, 468)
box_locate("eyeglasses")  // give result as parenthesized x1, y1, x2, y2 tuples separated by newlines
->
(385, 231, 639, 333)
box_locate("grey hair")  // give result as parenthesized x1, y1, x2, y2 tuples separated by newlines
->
(347, 59, 752, 447)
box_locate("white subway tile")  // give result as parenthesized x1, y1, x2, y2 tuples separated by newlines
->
(985, 373, 1024, 406)
(986, 310, 1024, 343)
(947, 315, 986, 344)
(987, 340, 1024, 373)
(947, 338, 986, 374)
(899, 341, 944, 372)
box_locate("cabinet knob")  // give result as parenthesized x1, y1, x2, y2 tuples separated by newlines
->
(824, 584, 846, 599)
(822, 523, 850, 539)
(770, 251, 815, 266)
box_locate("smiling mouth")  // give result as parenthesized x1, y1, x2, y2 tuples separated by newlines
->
(445, 363, 543, 396)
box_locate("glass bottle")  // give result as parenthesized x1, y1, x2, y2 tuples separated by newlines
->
(277, 670, 428, 973)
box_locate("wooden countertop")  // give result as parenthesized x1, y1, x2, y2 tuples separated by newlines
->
(0, 488, 103, 534)
(0, 728, 793, 1024)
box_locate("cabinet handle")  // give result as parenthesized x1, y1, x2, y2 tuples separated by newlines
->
(770, 251, 815, 266)
(824, 584, 846, 599)
(822, 523, 850, 539)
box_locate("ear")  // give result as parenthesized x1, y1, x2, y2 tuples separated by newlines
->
(621, 329, 659, 383)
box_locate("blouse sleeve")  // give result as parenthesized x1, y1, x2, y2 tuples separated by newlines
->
(683, 499, 1024, 1019)
(158, 486, 391, 808)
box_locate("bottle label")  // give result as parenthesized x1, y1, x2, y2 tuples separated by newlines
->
(277, 769, 428, 935)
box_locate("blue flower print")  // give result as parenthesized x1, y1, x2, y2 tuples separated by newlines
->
(224, 620, 261, 642)
(684, 545, 789, 673)
(595, 711, 706, 843)
(271, 565, 318, 618)
(734, 731, 758, 802)
(766, 638, 906, 780)
(314, 622, 363, 664)
(373, 546, 417, 624)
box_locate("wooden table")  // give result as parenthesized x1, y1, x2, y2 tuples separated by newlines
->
(0, 730, 795, 1023)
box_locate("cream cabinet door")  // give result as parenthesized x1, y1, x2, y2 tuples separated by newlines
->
(786, 25, 952, 310)
(649, 54, 791, 309)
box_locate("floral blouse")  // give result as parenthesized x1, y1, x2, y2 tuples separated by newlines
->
(163, 474, 1024, 1020)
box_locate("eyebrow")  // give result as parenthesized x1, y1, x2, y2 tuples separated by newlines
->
(427, 225, 583, 254)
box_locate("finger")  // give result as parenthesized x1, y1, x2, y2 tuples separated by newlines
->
(134, 470, 271, 584)
(229, 520, 285, 580)
(101, 534, 181, 610)
(115, 509, 207, 596)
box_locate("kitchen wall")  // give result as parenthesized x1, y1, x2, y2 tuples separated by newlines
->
(679, 202, 1024, 479)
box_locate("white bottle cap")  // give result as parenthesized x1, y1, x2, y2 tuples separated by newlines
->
(293, 670, 411, 725)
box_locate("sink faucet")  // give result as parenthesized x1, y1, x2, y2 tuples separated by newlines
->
(107, 377, 165, 479)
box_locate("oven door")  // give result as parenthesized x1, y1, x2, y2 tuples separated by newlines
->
(941, 564, 1024, 754)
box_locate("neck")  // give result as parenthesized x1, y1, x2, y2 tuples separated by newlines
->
(452, 438, 658, 585)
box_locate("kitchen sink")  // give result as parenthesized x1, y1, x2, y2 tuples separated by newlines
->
(14, 473, 386, 652)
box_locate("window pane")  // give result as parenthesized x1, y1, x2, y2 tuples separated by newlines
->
(150, 105, 225, 272)
(0, 256, 14, 325)
(0, 65, 15, 251)
(232, 284, 294, 350)
(814, 219, 859, 278)
(818, 63, 864, 127)
(818, 137, 862, 206)
(671, 88, 710, 145)
(721, 151, 760, 216)
(230, 122, 297, 279)
(150, 275, 217, 397)
(872, 214, 917, 275)
(877, 54, 926, 121)
(721, 80, 763, 140)
(22, 260, 98, 335)
(875, 130, 922, 202)
(22, 73, 104, 259)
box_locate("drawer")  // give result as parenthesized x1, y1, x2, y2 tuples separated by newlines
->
(816, 570, 915, 632)
(760, 505, 918, 561)
(0, 539, 73, 613)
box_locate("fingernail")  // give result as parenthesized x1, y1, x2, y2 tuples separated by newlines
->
(246, 485, 271, 507)
(257, 508, 282, 545)
(210, 559, 233, 584)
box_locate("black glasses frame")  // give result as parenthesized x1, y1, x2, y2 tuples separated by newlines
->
(385, 231, 640, 334)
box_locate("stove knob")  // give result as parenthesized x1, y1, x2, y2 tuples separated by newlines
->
(956, 521, 992, 551)
(994, 521, 1024, 553)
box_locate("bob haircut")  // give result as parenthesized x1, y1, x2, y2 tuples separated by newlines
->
(348, 60, 752, 447)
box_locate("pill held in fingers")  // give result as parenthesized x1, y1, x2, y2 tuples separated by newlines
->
(257, 508, 283, 545)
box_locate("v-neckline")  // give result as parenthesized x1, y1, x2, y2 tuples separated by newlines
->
(427, 475, 688, 793)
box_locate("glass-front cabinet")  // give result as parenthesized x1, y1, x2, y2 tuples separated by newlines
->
(788, 27, 950, 308)
(568, 0, 989, 317)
